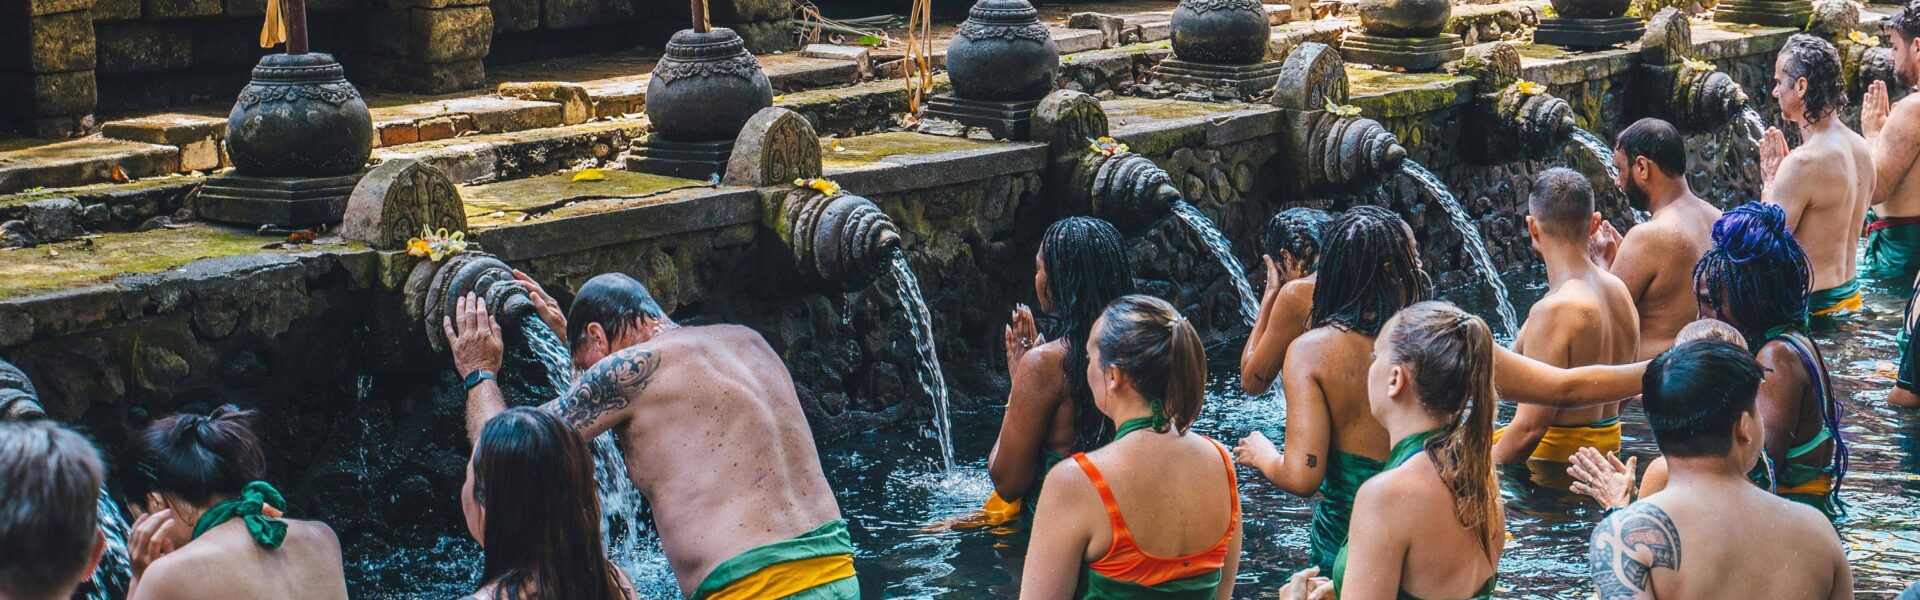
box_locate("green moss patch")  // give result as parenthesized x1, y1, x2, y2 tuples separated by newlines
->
(461, 169, 704, 218)
(0, 225, 350, 299)
(821, 132, 1002, 169)
(1103, 97, 1257, 122)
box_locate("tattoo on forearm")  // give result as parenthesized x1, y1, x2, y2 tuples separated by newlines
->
(1306, 454, 1318, 468)
(1589, 504, 1681, 600)
(549, 349, 660, 431)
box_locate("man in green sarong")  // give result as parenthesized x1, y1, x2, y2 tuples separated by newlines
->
(1862, 3, 1920, 282)
(447, 273, 858, 599)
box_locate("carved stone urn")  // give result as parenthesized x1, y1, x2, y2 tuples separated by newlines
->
(1534, 0, 1643, 49)
(199, 52, 374, 227)
(927, 0, 1060, 140)
(629, 27, 774, 178)
(1155, 0, 1287, 96)
(1344, 0, 1465, 71)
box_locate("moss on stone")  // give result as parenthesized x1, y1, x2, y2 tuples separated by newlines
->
(461, 169, 704, 217)
(1514, 43, 1578, 61)
(0, 225, 350, 299)
(0, 175, 200, 211)
(1103, 97, 1256, 121)
(821, 132, 1002, 169)
(1346, 67, 1472, 96)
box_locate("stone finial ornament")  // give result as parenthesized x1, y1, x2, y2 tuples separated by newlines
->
(1271, 42, 1349, 111)
(1639, 8, 1693, 66)
(631, 27, 775, 178)
(724, 107, 824, 187)
(946, 0, 1061, 102)
(1272, 43, 1406, 192)
(1634, 9, 1745, 131)
(342, 159, 468, 251)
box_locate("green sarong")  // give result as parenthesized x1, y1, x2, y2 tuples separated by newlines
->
(1310, 451, 1385, 571)
(1332, 431, 1495, 600)
(1809, 278, 1863, 317)
(1865, 212, 1920, 281)
(692, 520, 859, 600)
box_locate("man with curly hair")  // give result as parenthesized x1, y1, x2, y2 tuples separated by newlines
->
(1861, 1, 1920, 283)
(1759, 34, 1876, 317)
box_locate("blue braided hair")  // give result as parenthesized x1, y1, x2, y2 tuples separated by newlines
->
(1691, 201, 1848, 492)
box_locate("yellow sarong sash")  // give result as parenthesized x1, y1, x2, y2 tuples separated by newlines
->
(1780, 473, 1833, 497)
(704, 554, 857, 600)
(1491, 418, 1622, 463)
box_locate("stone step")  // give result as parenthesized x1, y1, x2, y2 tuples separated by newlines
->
(374, 119, 649, 185)
(0, 137, 181, 194)
(99, 113, 228, 172)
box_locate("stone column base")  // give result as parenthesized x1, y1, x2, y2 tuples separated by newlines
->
(197, 171, 367, 227)
(1714, 0, 1814, 27)
(1533, 17, 1646, 49)
(1341, 33, 1465, 72)
(625, 137, 735, 180)
(925, 95, 1042, 141)
(1151, 58, 1287, 97)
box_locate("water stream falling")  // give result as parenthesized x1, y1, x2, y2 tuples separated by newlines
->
(1569, 127, 1648, 223)
(1400, 162, 1520, 338)
(510, 313, 675, 594)
(888, 249, 955, 471)
(1168, 201, 1260, 327)
(1740, 104, 1768, 144)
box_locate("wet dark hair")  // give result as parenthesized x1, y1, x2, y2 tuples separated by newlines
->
(1780, 34, 1849, 124)
(471, 408, 627, 600)
(1262, 207, 1332, 272)
(1529, 168, 1595, 237)
(124, 405, 265, 508)
(1381, 301, 1499, 550)
(0, 420, 105, 599)
(1643, 340, 1763, 457)
(1888, 0, 1920, 40)
(566, 273, 667, 350)
(1092, 295, 1207, 434)
(1041, 217, 1138, 450)
(1311, 205, 1431, 337)
(1614, 118, 1687, 177)
(1692, 201, 1811, 340)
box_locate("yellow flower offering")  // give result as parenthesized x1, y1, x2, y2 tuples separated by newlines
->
(406, 226, 470, 262)
(1683, 57, 1717, 72)
(794, 178, 843, 197)
(1514, 80, 1546, 96)
(1324, 99, 1362, 117)
(1087, 136, 1130, 156)
(1850, 31, 1881, 47)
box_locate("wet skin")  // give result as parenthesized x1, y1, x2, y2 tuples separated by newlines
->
(1241, 252, 1318, 396)
(1591, 150, 1720, 360)
(127, 499, 347, 600)
(1862, 32, 1920, 219)
(988, 249, 1084, 503)
(1761, 52, 1876, 294)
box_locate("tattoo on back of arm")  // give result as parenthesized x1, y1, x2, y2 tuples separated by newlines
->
(550, 349, 661, 431)
(1589, 504, 1682, 600)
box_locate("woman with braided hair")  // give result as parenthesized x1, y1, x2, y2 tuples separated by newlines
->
(987, 216, 1139, 521)
(1694, 201, 1849, 519)
(1242, 207, 1333, 395)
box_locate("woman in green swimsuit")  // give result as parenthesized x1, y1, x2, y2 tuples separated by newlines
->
(990, 217, 1139, 515)
(1693, 201, 1848, 518)
(1233, 206, 1431, 571)
(1281, 301, 1504, 600)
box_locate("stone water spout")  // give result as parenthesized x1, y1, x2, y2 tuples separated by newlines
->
(0, 359, 44, 420)
(1635, 9, 1746, 131)
(1271, 43, 1409, 195)
(407, 253, 537, 353)
(772, 189, 903, 293)
(1075, 151, 1184, 234)
(1451, 43, 1576, 163)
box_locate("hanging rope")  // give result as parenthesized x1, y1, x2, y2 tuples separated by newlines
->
(904, 0, 934, 113)
(259, 0, 287, 48)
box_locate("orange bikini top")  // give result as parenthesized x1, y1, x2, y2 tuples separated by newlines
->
(1072, 438, 1240, 587)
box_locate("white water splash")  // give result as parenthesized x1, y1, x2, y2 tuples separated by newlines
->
(1740, 104, 1767, 145)
(1400, 162, 1521, 339)
(85, 490, 130, 600)
(889, 250, 956, 471)
(1569, 127, 1648, 223)
(1168, 201, 1261, 327)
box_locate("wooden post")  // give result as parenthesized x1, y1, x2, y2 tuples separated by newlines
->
(691, 0, 708, 32)
(287, 0, 309, 54)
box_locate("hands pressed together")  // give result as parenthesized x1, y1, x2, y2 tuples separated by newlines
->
(1864, 80, 1891, 141)
(1760, 126, 1790, 185)
(1277, 566, 1335, 600)
(1567, 447, 1638, 511)
(1004, 303, 1044, 376)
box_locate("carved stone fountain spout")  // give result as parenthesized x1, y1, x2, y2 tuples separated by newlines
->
(1271, 43, 1409, 194)
(774, 190, 903, 292)
(0, 359, 45, 420)
(1635, 9, 1746, 131)
(926, 0, 1061, 140)
(408, 253, 537, 353)
(1153, 0, 1287, 96)
(1534, 0, 1644, 49)
(1451, 43, 1576, 163)
(629, 27, 775, 179)
(199, 52, 374, 227)
(1343, 0, 1464, 71)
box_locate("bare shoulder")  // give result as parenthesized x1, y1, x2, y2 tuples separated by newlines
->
(1353, 459, 1428, 523)
(1290, 325, 1347, 353)
(286, 518, 343, 555)
(1280, 278, 1316, 303)
(1021, 339, 1071, 371)
(1039, 454, 1097, 504)
(1532, 292, 1601, 330)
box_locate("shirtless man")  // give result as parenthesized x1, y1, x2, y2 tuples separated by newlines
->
(1759, 34, 1876, 316)
(445, 273, 858, 600)
(1493, 169, 1641, 467)
(1861, 3, 1920, 282)
(1590, 118, 1720, 360)
(1587, 340, 1850, 600)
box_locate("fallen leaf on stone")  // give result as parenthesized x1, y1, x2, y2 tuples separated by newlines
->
(286, 230, 316, 244)
(47, 248, 60, 257)
(832, 139, 846, 152)
(109, 163, 130, 183)
(572, 168, 607, 182)
(774, 95, 786, 102)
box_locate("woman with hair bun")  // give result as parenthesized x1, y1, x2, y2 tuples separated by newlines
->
(122, 405, 347, 600)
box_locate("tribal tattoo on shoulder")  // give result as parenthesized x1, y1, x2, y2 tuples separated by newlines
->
(1589, 503, 1682, 600)
(548, 349, 661, 431)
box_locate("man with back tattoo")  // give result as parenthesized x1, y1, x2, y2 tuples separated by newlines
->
(1587, 340, 1848, 599)
(443, 273, 859, 600)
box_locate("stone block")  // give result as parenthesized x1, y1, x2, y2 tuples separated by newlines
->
(709, 0, 790, 22)
(496, 81, 591, 125)
(490, 0, 538, 33)
(3, 12, 94, 74)
(1051, 27, 1105, 54)
(91, 0, 139, 20)
(801, 44, 872, 76)
(0, 70, 97, 116)
(467, 101, 562, 133)
(94, 22, 192, 75)
(142, 0, 221, 19)
(178, 138, 220, 171)
(100, 113, 222, 145)
(410, 6, 492, 63)
(366, 57, 484, 93)
(0, 0, 93, 16)
(416, 116, 456, 140)
(732, 18, 796, 54)
(21, 114, 98, 139)
(543, 0, 638, 30)
(26, 198, 84, 241)
(378, 122, 420, 146)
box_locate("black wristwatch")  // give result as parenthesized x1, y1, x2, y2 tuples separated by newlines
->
(463, 370, 497, 391)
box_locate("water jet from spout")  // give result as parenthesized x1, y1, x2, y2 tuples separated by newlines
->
(1400, 162, 1520, 339)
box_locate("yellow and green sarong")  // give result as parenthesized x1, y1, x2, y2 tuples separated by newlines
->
(1810, 278, 1863, 317)
(1490, 416, 1622, 463)
(692, 520, 860, 600)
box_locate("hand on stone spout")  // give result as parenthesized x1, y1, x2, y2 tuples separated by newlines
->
(1588, 220, 1624, 270)
(1864, 80, 1891, 142)
(1760, 126, 1790, 185)
(444, 293, 505, 379)
(1005, 304, 1044, 377)
(513, 269, 568, 343)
